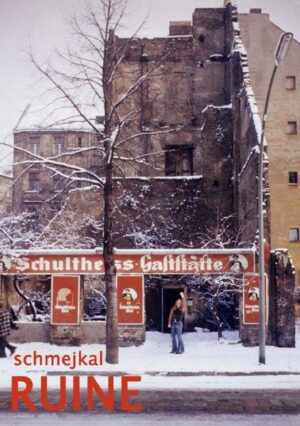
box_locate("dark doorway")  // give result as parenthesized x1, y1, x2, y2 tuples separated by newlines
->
(145, 283, 162, 331)
(162, 287, 184, 333)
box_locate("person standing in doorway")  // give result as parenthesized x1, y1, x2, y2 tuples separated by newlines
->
(168, 292, 186, 354)
(0, 299, 16, 358)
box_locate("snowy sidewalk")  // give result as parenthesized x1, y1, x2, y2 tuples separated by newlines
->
(1, 328, 300, 413)
(0, 328, 299, 390)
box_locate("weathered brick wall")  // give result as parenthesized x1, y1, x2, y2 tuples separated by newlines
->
(63, 173, 234, 249)
(239, 250, 295, 348)
(10, 322, 51, 343)
(269, 250, 295, 347)
(227, 1, 271, 249)
(9, 322, 145, 347)
(112, 8, 232, 178)
(231, 55, 261, 244)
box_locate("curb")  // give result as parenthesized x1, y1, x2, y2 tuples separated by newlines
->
(1, 388, 300, 413)
(45, 370, 300, 377)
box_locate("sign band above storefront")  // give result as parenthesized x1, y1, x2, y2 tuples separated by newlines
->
(0, 248, 255, 275)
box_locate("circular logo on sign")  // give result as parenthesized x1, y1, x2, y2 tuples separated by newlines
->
(229, 254, 249, 273)
(248, 287, 259, 301)
(122, 288, 138, 304)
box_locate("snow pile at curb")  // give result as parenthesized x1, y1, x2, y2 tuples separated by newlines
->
(0, 328, 299, 390)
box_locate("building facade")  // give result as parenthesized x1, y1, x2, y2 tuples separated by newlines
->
(13, 126, 101, 223)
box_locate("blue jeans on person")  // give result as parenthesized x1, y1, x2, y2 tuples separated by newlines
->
(171, 320, 184, 353)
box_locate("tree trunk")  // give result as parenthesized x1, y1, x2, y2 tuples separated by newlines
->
(103, 161, 119, 364)
(212, 297, 223, 340)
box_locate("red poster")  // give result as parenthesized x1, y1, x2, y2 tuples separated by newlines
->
(51, 275, 80, 325)
(117, 275, 144, 324)
(243, 273, 268, 325)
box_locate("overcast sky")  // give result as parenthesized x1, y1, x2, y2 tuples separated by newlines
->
(0, 0, 299, 171)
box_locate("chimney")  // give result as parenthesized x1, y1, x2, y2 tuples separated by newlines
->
(95, 115, 105, 125)
(169, 21, 192, 36)
(250, 8, 262, 14)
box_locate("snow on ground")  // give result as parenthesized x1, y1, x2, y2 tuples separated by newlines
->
(1, 325, 300, 390)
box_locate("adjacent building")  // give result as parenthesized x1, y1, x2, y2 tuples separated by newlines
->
(12, 107, 101, 225)
(238, 9, 300, 307)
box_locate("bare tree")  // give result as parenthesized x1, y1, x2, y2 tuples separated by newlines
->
(0, 211, 39, 250)
(0, 208, 100, 250)
(4, 0, 181, 363)
(194, 275, 242, 340)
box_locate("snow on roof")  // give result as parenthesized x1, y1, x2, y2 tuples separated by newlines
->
(119, 175, 203, 181)
(13, 103, 103, 134)
(202, 104, 232, 114)
(13, 247, 256, 256)
(231, 4, 263, 141)
(238, 145, 259, 178)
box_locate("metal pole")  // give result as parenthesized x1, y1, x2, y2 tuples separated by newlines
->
(258, 64, 278, 364)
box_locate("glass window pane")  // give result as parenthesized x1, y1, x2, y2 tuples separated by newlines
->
(289, 228, 299, 242)
(28, 172, 40, 192)
(287, 121, 297, 134)
(289, 172, 298, 184)
(29, 137, 40, 155)
(54, 137, 64, 155)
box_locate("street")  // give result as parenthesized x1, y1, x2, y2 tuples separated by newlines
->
(0, 412, 299, 426)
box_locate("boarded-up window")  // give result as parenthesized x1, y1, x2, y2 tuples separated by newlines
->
(165, 145, 193, 176)
(289, 228, 299, 242)
(286, 76, 296, 90)
(287, 121, 297, 134)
